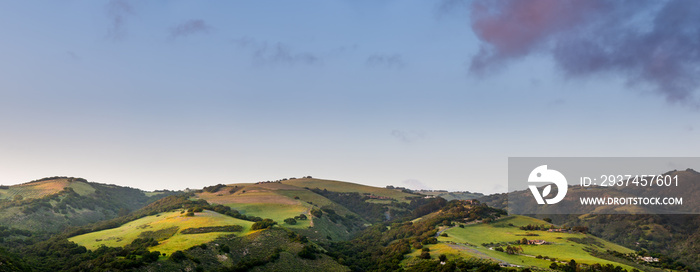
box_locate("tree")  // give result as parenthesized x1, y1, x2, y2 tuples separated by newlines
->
(170, 251, 186, 262)
(298, 245, 317, 260)
(439, 254, 447, 262)
(419, 252, 431, 259)
(566, 259, 577, 272)
(505, 245, 523, 255)
(284, 218, 297, 225)
(543, 217, 552, 223)
(219, 244, 230, 253)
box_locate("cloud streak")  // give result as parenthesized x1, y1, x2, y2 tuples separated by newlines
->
(466, 0, 700, 104)
(366, 54, 406, 69)
(232, 37, 320, 66)
(390, 130, 424, 143)
(106, 0, 133, 41)
(169, 19, 211, 39)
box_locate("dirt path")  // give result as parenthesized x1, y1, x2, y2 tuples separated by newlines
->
(445, 243, 511, 264)
(436, 226, 455, 237)
(305, 207, 314, 227)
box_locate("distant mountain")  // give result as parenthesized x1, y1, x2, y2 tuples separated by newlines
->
(414, 190, 485, 201)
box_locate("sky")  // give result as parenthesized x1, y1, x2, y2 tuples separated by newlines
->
(1, 0, 699, 194)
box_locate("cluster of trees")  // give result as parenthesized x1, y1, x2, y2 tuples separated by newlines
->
(201, 184, 226, 193)
(180, 225, 243, 234)
(309, 189, 389, 222)
(309, 188, 441, 223)
(284, 213, 309, 225)
(405, 257, 501, 272)
(254, 176, 312, 184)
(251, 219, 277, 230)
(0, 226, 32, 243)
(518, 224, 555, 231)
(549, 259, 635, 272)
(494, 245, 523, 255)
(16, 236, 163, 271)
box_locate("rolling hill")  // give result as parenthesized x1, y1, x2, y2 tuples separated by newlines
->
(0, 177, 174, 234)
(0, 176, 694, 271)
(69, 210, 255, 255)
(280, 177, 417, 203)
(421, 215, 639, 270)
(479, 169, 700, 270)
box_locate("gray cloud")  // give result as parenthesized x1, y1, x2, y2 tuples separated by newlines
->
(366, 54, 406, 69)
(435, 0, 469, 18)
(390, 130, 425, 143)
(232, 37, 320, 66)
(455, 0, 700, 105)
(106, 0, 133, 41)
(66, 51, 80, 61)
(169, 19, 211, 39)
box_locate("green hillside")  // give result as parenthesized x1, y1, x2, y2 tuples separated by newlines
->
(139, 228, 349, 272)
(479, 169, 700, 270)
(281, 178, 418, 202)
(0, 177, 173, 233)
(427, 216, 637, 270)
(69, 210, 254, 255)
(194, 181, 399, 242)
(0, 177, 94, 201)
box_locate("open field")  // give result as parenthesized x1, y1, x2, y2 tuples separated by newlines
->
(437, 215, 637, 270)
(196, 182, 360, 229)
(0, 178, 96, 200)
(69, 210, 255, 255)
(282, 178, 416, 202)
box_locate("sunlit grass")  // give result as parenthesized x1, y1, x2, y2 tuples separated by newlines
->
(69, 210, 255, 255)
(439, 215, 636, 270)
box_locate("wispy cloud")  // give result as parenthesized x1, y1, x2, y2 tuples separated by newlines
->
(390, 130, 425, 143)
(402, 179, 432, 190)
(366, 54, 406, 69)
(232, 37, 320, 66)
(459, 0, 700, 104)
(106, 0, 133, 41)
(169, 19, 211, 39)
(66, 51, 81, 61)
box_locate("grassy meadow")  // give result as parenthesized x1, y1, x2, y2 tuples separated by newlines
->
(434, 215, 637, 270)
(281, 178, 416, 202)
(0, 178, 95, 200)
(69, 210, 255, 255)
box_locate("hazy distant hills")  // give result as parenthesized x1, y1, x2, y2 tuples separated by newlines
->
(492, 168, 700, 215)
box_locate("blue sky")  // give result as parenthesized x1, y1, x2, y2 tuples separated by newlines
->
(1, 0, 698, 193)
